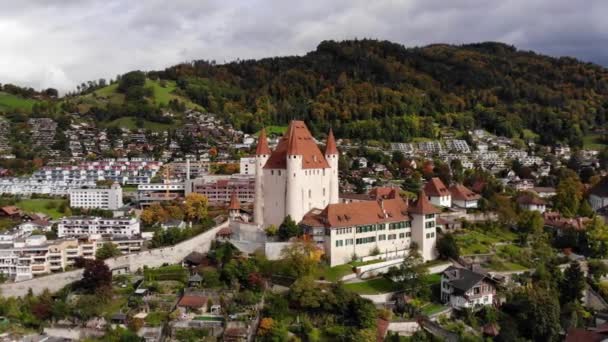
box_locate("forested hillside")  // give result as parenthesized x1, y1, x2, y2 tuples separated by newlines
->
(148, 39, 608, 146)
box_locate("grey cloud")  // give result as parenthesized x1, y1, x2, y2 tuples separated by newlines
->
(0, 0, 605, 92)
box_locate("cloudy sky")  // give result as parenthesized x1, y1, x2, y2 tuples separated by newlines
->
(1, 0, 607, 92)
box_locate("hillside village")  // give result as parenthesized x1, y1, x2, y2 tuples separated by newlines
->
(0, 114, 605, 341)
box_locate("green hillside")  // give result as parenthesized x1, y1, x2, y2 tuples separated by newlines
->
(0, 91, 38, 112)
(148, 39, 608, 147)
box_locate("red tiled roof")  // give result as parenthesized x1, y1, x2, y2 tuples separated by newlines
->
(565, 328, 604, 342)
(217, 227, 233, 237)
(409, 191, 440, 215)
(1, 206, 21, 216)
(177, 295, 207, 309)
(424, 178, 450, 197)
(325, 128, 338, 155)
(256, 128, 271, 155)
(228, 192, 240, 210)
(301, 196, 410, 228)
(369, 187, 399, 200)
(449, 184, 481, 201)
(264, 121, 330, 169)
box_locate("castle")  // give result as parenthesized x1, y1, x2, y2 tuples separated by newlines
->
(248, 120, 437, 266)
(253, 121, 339, 228)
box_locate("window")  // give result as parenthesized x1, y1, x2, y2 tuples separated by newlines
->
(345, 239, 353, 245)
(355, 236, 376, 245)
(309, 189, 311, 198)
(323, 188, 326, 196)
(399, 233, 405, 239)
(335, 240, 343, 247)
(425, 214, 435, 219)
(406, 232, 411, 237)
(425, 221, 435, 228)
(378, 234, 386, 241)
(388, 234, 396, 240)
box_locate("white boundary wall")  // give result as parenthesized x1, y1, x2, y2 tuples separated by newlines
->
(0, 221, 228, 298)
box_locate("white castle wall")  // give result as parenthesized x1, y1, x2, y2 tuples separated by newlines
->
(0, 221, 229, 298)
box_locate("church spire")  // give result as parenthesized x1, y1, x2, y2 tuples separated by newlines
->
(325, 128, 338, 155)
(256, 128, 271, 155)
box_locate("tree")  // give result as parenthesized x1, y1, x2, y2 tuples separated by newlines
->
(553, 174, 583, 218)
(517, 210, 544, 244)
(288, 276, 323, 310)
(95, 242, 121, 260)
(436, 233, 459, 260)
(183, 193, 208, 222)
(280, 238, 321, 278)
(386, 247, 430, 299)
(505, 287, 561, 342)
(588, 259, 608, 283)
(277, 215, 302, 241)
(560, 261, 586, 304)
(78, 258, 112, 293)
(585, 217, 608, 258)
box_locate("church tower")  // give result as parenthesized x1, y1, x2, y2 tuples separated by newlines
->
(325, 128, 340, 205)
(253, 128, 270, 225)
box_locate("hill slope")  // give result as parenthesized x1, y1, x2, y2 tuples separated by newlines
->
(149, 39, 608, 146)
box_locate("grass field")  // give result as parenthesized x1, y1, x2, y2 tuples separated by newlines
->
(343, 277, 398, 294)
(0, 92, 38, 112)
(103, 116, 175, 132)
(421, 303, 447, 316)
(485, 260, 528, 272)
(15, 198, 66, 219)
(453, 231, 497, 255)
(583, 134, 608, 151)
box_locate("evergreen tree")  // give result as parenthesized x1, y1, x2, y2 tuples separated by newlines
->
(560, 261, 586, 304)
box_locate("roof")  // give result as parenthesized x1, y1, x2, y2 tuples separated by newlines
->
(177, 295, 207, 309)
(565, 328, 605, 342)
(442, 266, 491, 293)
(409, 191, 440, 215)
(228, 191, 240, 210)
(369, 187, 399, 200)
(263, 121, 330, 169)
(301, 196, 410, 228)
(325, 128, 338, 155)
(449, 184, 481, 201)
(255, 128, 271, 155)
(216, 227, 233, 237)
(0, 206, 20, 216)
(516, 193, 545, 206)
(424, 178, 450, 197)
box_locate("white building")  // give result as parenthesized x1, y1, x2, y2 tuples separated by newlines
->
(449, 184, 480, 209)
(302, 190, 438, 266)
(440, 266, 498, 310)
(0, 235, 143, 281)
(253, 121, 339, 227)
(424, 177, 452, 208)
(70, 183, 123, 210)
(58, 217, 140, 238)
(239, 157, 257, 175)
(590, 178, 608, 211)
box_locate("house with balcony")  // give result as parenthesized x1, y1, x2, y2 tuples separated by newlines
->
(440, 265, 499, 310)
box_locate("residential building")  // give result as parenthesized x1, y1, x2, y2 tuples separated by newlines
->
(424, 177, 452, 207)
(449, 184, 480, 209)
(58, 217, 140, 238)
(516, 194, 546, 213)
(440, 266, 498, 310)
(253, 122, 340, 227)
(187, 175, 255, 204)
(69, 183, 123, 210)
(239, 157, 256, 175)
(0, 235, 144, 281)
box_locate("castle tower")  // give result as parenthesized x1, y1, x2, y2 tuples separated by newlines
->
(409, 190, 439, 261)
(254, 128, 270, 225)
(325, 128, 339, 205)
(228, 191, 241, 221)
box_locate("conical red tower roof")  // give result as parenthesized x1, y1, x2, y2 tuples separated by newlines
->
(228, 191, 240, 210)
(256, 128, 271, 155)
(409, 190, 440, 215)
(325, 128, 338, 155)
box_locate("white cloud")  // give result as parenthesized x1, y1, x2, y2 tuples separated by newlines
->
(0, 0, 605, 92)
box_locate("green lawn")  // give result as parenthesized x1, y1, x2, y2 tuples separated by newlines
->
(425, 273, 442, 285)
(583, 134, 608, 151)
(454, 227, 518, 255)
(421, 303, 446, 316)
(321, 264, 355, 282)
(485, 259, 528, 272)
(0, 92, 38, 112)
(15, 198, 67, 219)
(103, 116, 174, 132)
(343, 277, 398, 294)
